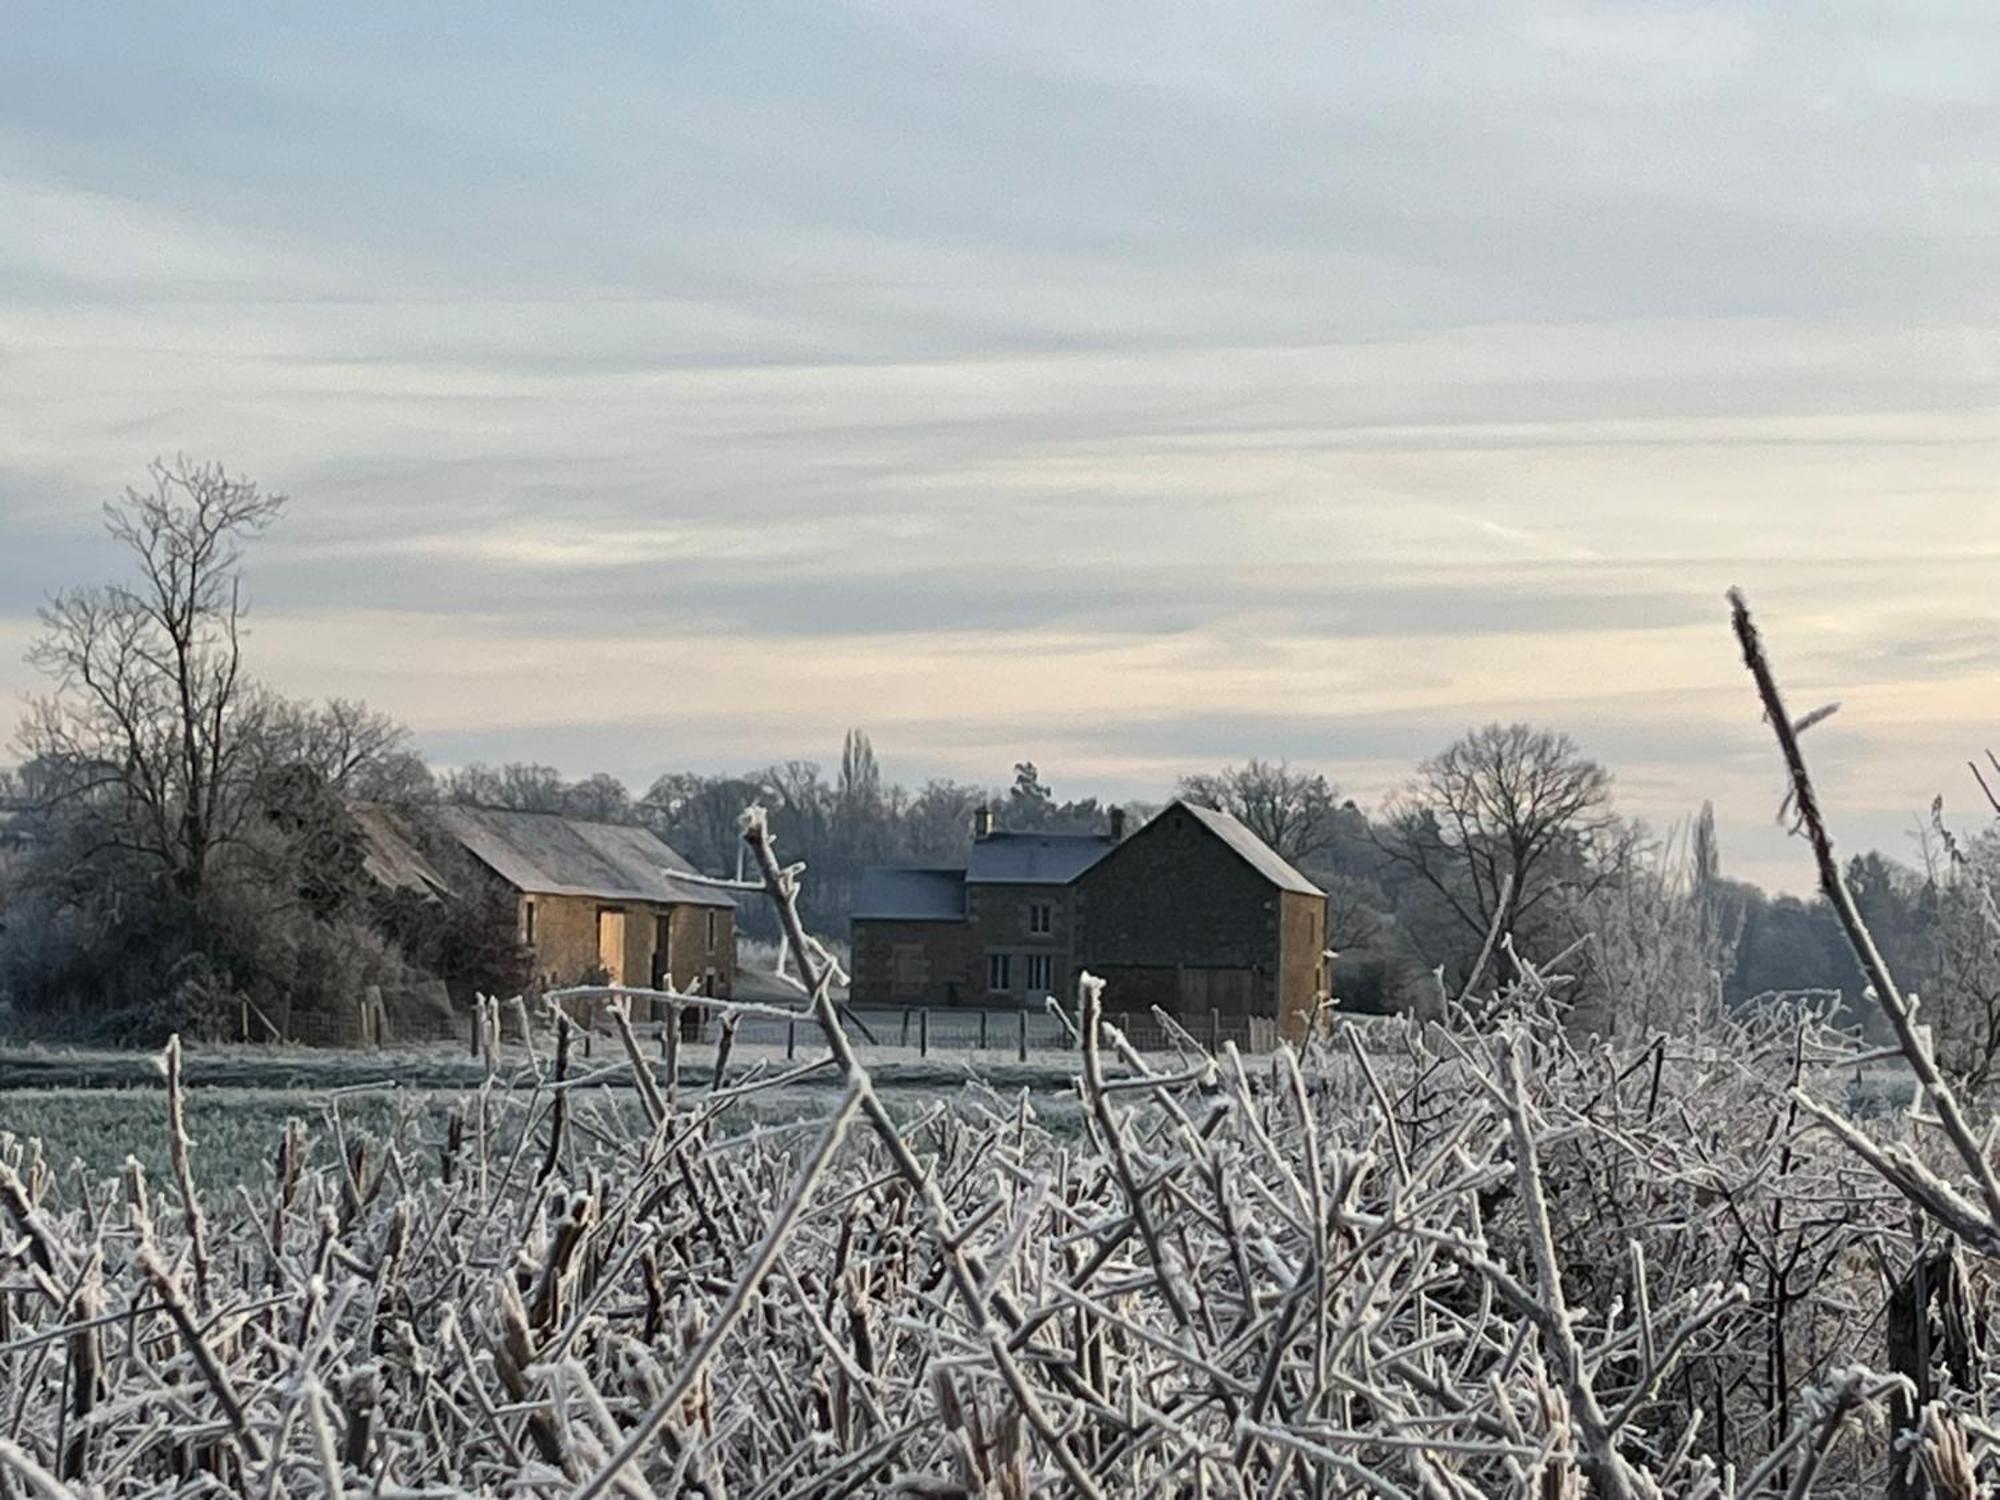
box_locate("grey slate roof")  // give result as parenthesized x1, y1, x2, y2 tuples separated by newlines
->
(853, 867, 967, 922)
(966, 831, 1116, 885)
(431, 805, 736, 909)
(1178, 801, 1324, 897)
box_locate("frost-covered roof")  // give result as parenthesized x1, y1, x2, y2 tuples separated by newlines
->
(853, 866, 967, 922)
(351, 804, 451, 899)
(966, 831, 1116, 885)
(1177, 802, 1324, 897)
(431, 805, 736, 909)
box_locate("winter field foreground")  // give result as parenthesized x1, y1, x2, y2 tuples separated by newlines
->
(0, 1039, 1100, 1190)
(0, 975, 1983, 1499)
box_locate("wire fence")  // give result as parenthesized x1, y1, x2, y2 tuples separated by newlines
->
(584, 997, 1280, 1060)
(221, 995, 1282, 1059)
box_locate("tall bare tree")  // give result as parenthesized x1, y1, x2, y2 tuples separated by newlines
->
(21, 459, 286, 905)
(1374, 722, 1621, 980)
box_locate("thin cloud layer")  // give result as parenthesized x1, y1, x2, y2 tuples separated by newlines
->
(2, 2, 1996, 893)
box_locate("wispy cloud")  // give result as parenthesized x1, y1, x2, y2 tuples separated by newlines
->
(2, 1, 1996, 894)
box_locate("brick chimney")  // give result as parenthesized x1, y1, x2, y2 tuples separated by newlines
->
(973, 805, 994, 841)
(1109, 805, 1127, 842)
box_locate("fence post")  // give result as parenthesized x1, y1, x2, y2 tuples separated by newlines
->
(663, 1001, 680, 1108)
(979, 1009, 989, 1050)
(900, 1009, 911, 1048)
(1208, 1008, 1220, 1054)
(919, 1008, 929, 1058)
(1018, 1007, 1028, 1063)
(469, 1007, 480, 1058)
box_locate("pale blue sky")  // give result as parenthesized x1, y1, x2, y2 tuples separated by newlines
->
(4, 3, 1997, 889)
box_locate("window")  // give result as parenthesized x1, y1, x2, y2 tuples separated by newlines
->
(1025, 953, 1053, 993)
(987, 953, 1012, 992)
(523, 899, 536, 946)
(1028, 901, 1052, 935)
(706, 910, 718, 953)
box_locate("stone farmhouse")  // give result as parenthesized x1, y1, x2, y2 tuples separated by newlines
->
(356, 804, 737, 997)
(851, 801, 1328, 1039)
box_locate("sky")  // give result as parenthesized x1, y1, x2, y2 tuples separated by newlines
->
(2, 2, 1996, 893)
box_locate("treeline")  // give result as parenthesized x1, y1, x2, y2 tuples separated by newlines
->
(4, 459, 1996, 1070)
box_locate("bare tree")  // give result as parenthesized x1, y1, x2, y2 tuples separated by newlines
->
(900, 777, 984, 858)
(20, 459, 286, 905)
(1374, 722, 1622, 980)
(1177, 758, 1347, 866)
(1919, 825, 2000, 1092)
(642, 771, 770, 874)
(559, 772, 633, 823)
(253, 695, 431, 803)
(1565, 817, 1734, 1037)
(440, 761, 565, 811)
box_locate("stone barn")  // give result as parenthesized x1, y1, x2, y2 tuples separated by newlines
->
(358, 804, 737, 996)
(1071, 802, 1327, 1041)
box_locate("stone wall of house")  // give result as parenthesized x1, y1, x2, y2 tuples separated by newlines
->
(522, 892, 605, 986)
(663, 901, 736, 996)
(849, 805, 1325, 1031)
(521, 893, 734, 996)
(850, 918, 978, 1006)
(966, 882, 1078, 1005)
(1073, 802, 1326, 1029)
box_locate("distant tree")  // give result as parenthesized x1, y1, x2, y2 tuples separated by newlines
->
(255, 695, 432, 803)
(1564, 817, 1736, 1037)
(1007, 761, 1057, 829)
(901, 778, 985, 860)
(642, 771, 769, 876)
(839, 730, 883, 810)
(20, 458, 286, 906)
(1726, 888, 1854, 1006)
(1322, 870, 1389, 953)
(560, 772, 633, 824)
(439, 761, 566, 811)
(1916, 829, 2000, 1090)
(439, 762, 634, 821)
(1373, 723, 1622, 984)
(1178, 759, 1344, 867)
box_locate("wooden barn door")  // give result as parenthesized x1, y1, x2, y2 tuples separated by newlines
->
(1177, 968, 1256, 1016)
(597, 907, 627, 985)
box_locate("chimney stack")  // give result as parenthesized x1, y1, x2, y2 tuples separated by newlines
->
(1109, 805, 1127, 842)
(973, 805, 994, 841)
